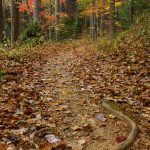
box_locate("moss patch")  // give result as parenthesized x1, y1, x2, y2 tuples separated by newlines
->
(107, 100, 122, 111)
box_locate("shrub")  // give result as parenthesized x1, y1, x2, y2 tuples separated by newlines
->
(7, 48, 24, 62)
(21, 21, 42, 40)
(20, 21, 44, 46)
(1, 32, 11, 48)
(51, 17, 82, 40)
(117, 0, 146, 29)
(23, 36, 44, 47)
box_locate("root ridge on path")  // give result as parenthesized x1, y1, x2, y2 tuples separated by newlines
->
(102, 100, 138, 150)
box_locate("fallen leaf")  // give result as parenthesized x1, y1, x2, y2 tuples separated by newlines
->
(40, 142, 53, 150)
(6, 144, 16, 150)
(45, 134, 60, 144)
(95, 113, 106, 122)
(116, 135, 127, 143)
(78, 139, 86, 145)
(108, 114, 116, 119)
(0, 144, 8, 150)
(71, 126, 82, 131)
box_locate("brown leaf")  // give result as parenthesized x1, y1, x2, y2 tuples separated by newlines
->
(40, 142, 53, 150)
(0, 144, 8, 150)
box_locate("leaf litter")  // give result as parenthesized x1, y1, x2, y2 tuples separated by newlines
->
(0, 39, 149, 149)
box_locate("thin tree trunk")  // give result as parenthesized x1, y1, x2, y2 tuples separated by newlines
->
(73, 11, 78, 38)
(129, 0, 134, 24)
(100, 0, 105, 36)
(84, 15, 88, 34)
(48, 0, 52, 40)
(55, 0, 59, 21)
(90, 15, 92, 37)
(90, 0, 97, 40)
(10, 0, 19, 46)
(33, 0, 39, 21)
(109, 0, 115, 39)
(65, 0, 76, 20)
(93, 13, 97, 40)
(55, 0, 59, 40)
(90, 13, 95, 39)
(0, 0, 4, 42)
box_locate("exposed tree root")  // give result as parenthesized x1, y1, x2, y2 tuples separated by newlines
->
(102, 100, 139, 150)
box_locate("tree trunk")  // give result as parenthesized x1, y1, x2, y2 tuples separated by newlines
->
(100, 0, 105, 36)
(55, 0, 59, 40)
(90, 0, 97, 40)
(33, 0, 39, 21)
(65, 0, 76, 20)
(55, 0, 59, 22)
(0, 0, 4, 42)
(109, 0, 115, 39)
(129, 0, 134, 24)
(48, 0, 52, 40)
(10, 0, 19, 46)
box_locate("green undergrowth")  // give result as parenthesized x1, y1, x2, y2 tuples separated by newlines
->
(0, 70, 6, 80)
(0, 70, 6, 77)
(0, 43, 25, 62)
(99, 11, 150, 55)
(7, 48, 25, 62)
(0, 40, 46, 62)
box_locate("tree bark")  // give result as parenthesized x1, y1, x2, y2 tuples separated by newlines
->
(0, 0, 4, 42)
(109, 0, 115, 39)
(11, 0, 19, 46)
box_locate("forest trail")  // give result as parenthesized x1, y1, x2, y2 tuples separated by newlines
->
(0, 40, 149, 150)
(37, 43, 128, 150)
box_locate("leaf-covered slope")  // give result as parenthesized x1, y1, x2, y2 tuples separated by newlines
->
(111, 11, 150, 55)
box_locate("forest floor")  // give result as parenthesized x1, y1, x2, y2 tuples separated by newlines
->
(0, 39, 149, 150)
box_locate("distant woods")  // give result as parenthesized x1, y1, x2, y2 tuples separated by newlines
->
(0, 0, 149, 46)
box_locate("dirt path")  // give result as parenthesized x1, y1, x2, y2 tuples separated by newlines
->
(33, 44, 129, 150)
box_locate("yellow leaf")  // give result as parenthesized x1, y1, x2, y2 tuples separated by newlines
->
(115, 2, 122, 7)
